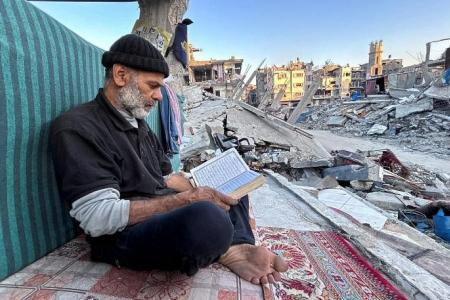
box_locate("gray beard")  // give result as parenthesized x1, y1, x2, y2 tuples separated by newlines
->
(117, 79, 152, 119)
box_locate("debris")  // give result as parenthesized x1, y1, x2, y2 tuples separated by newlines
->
(180, 126, 213, 159)
(350, 180, 374, 191)
(395, 98, 434, 118)
(322, 164, 382, 182)
(335, 150, 367, 166)
(290, 158, 333, 169)
(326, 116, 347, 127)
(417, 200, 450, 218)
(367, 124, 388, 135)
(318, 188, 388, 230)
(294, 175, 339, 190)
(366, 192, 406, 210)
(433, 209, 450, 242)
(378, 149, 410, 177)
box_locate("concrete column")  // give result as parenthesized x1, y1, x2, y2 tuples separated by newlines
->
(132, 0, 189, 94)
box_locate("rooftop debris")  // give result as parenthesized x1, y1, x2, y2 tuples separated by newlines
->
(297, 83, 450, 157)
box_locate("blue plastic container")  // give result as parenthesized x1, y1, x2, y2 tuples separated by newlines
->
(433, 209, 450, 241)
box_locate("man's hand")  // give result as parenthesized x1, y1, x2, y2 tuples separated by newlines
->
(165, 172, 193, 192)
(188, 187, 239, 211)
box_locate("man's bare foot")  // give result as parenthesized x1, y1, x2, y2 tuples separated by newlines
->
(219, 244, 288, 285)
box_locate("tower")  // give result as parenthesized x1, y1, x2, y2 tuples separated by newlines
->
(368, 40, 383, 77)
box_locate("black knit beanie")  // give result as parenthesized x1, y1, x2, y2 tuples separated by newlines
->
(102, 34, 169, 78)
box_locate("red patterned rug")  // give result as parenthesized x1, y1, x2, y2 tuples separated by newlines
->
(257, 227, 407, 300)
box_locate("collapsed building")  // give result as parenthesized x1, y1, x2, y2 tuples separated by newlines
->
(188, 49, 244, 98)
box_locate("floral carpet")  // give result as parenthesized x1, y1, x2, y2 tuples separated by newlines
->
(0, 219, 407, 300)
(0, 236, 263, 299)
(256, 227, 408, 300)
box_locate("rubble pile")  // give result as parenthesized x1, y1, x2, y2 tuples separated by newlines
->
(300, 89, 450, 157)
(181, 85, 450, 248)
(181, 86, 329, 172)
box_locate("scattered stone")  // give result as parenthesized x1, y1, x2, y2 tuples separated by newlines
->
(367, 124, 388, 135)
(259, 153, 273, 164)
(295, 176, 339, 190)
(200, 149, 216, 161)
(350, 180, 374, 191)
(326, 116, 347, 127)
(290, 158, 333, 169)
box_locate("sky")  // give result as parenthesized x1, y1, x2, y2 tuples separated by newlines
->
(30, 0, 450, 72)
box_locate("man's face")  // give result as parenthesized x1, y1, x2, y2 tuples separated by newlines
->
(117, 71, 164, 119)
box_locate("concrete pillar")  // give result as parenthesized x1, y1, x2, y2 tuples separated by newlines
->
(132, 0, 189, 94)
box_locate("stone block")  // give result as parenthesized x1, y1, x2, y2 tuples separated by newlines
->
(326, 116, 347, 127)
(322, 164, 382, 182)
(290, 158, 334, 169)
(350, 180, 374, 191)
(367, 124, 388, 135)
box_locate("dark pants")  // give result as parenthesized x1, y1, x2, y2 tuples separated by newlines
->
(89, 196, 255, 276)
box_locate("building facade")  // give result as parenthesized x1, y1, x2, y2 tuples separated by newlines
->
(256, 59, 307, 105)
(189, 56, 243, 98)
(368, 40, 384, 78)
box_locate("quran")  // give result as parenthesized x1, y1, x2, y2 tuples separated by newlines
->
(190, 148, 265, 199)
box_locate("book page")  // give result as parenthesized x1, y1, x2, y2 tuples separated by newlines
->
(217, 170, 260, 194)
(191, 148, 249, 189)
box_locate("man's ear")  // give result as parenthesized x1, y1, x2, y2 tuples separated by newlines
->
(112, 64, 130, 87)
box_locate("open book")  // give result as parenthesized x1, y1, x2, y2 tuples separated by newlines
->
(190, 148, 266, 199)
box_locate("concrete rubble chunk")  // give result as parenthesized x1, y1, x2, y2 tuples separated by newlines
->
(366, 192, 405, 210)
(294, 175, 339, 190)
(326, 116, 347, 127)
(367, 124, 388, 135)
(318, 188, 388, 230)
(322, 164, 383, 182)
(290, 158, 334, 169)
(180, 126, 213, 159)
(335, 150, 366, 166)
(350, 180, 374, 191)
(395, 98, 434, 118)
(200, 149, 216, 161)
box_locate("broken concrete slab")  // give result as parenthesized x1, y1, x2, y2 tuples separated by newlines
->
(367, 124, 388, 135)
(395, 98, 433, 118)
(322, 164, 383, 182)
(326, 116, 347, 127)
(335, 150, 366, 166)
(290, 158, 334, 169)
(318, 188, 388, 230)
(180, 126, 213, 159)
(420, 186, 448, 200)
(350, 180, 374, 191)
(226, 107, 331, 160)
(366, 192, 405, 210)
(294, 175, 339, 191)
(424, 85, 450, 101)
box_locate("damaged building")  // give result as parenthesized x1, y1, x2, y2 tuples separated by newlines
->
(188, 49, 243, 98)
(256, 59, 311, 106)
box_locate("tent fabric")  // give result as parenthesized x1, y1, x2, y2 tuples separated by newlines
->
(0, 0, 171, 280)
